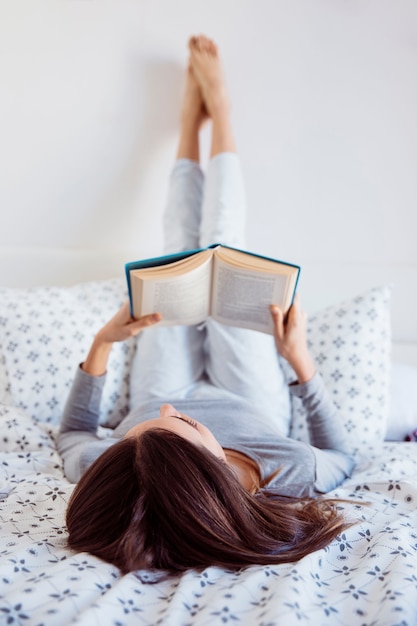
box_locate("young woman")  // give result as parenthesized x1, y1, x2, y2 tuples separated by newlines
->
(58, 35, 355, 576)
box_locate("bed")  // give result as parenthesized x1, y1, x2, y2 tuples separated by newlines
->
(1, 274, 417, 626)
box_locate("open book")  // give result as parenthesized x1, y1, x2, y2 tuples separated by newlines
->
(125, 244, 300, 335)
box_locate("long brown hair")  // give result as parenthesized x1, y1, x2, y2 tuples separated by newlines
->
(66, 429, 350, 575)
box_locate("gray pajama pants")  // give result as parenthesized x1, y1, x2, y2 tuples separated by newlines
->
(129, 153, 291, 435)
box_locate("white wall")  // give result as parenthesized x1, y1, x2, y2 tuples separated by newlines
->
(1, 0, 416, 342)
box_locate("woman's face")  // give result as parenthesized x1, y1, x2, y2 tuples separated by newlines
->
(125, 404, 227, 461)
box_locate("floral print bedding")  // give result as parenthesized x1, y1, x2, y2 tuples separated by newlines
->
(1, 403, 417, 626)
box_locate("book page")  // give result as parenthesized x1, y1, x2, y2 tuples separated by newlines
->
(137, 258, 212, 326)
(130, 248, 212, 278)
(211, 261, 289, 334)
(214, 245, 297, 276)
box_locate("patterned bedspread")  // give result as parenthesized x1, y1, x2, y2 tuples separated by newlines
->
(1, 403, 417, 626)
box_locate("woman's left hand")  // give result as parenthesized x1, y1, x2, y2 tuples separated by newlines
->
(270, 294, 315, 384)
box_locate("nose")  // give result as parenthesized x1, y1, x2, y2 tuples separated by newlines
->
(159, 403, 178, 417)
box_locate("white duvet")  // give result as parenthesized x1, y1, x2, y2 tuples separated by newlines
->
(1, 403, 417, 626)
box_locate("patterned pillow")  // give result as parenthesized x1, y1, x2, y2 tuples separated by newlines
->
(283, 286, 391, 453)
(0, 278, 135, 426)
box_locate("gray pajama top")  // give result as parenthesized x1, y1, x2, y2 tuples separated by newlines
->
(57, 368, 354, 496)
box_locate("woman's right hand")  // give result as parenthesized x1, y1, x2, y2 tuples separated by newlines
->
(270, 294, 316, 384)
(82, 302, 162, 377)
(95, 301, 161, 345)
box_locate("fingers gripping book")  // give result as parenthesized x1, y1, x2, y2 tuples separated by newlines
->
(125, 244, 300, 335)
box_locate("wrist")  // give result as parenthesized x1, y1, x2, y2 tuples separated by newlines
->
(287, 351, 316, 384)
(82, 335, 113, 376)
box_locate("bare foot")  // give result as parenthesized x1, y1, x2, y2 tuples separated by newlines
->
(181, 63, 208, 131)
(188, 35, 230, 119)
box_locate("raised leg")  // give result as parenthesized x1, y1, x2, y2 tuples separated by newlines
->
(189, 35, 244, 249)
(176, 63, 208, 163)
(188, 34, 236, 159)
(189, 36, 291, 434)
(163, 63, 207, 254)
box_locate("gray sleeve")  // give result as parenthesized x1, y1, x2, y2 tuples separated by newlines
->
(57, 366, 117, 483)
(312, 447, 355, 493)
(289, 372, 352, 454)
(266, 441, 354, 497)
(289, 372, 355, 493)
(59, 365, 106, 434)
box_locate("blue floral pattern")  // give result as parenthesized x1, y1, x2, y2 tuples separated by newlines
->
(1, 404, 417, 625)
(0, 279, 134, 427)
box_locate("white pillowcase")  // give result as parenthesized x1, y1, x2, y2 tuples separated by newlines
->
(282, 286, 392, 454)
(0, 278, 134, 426)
